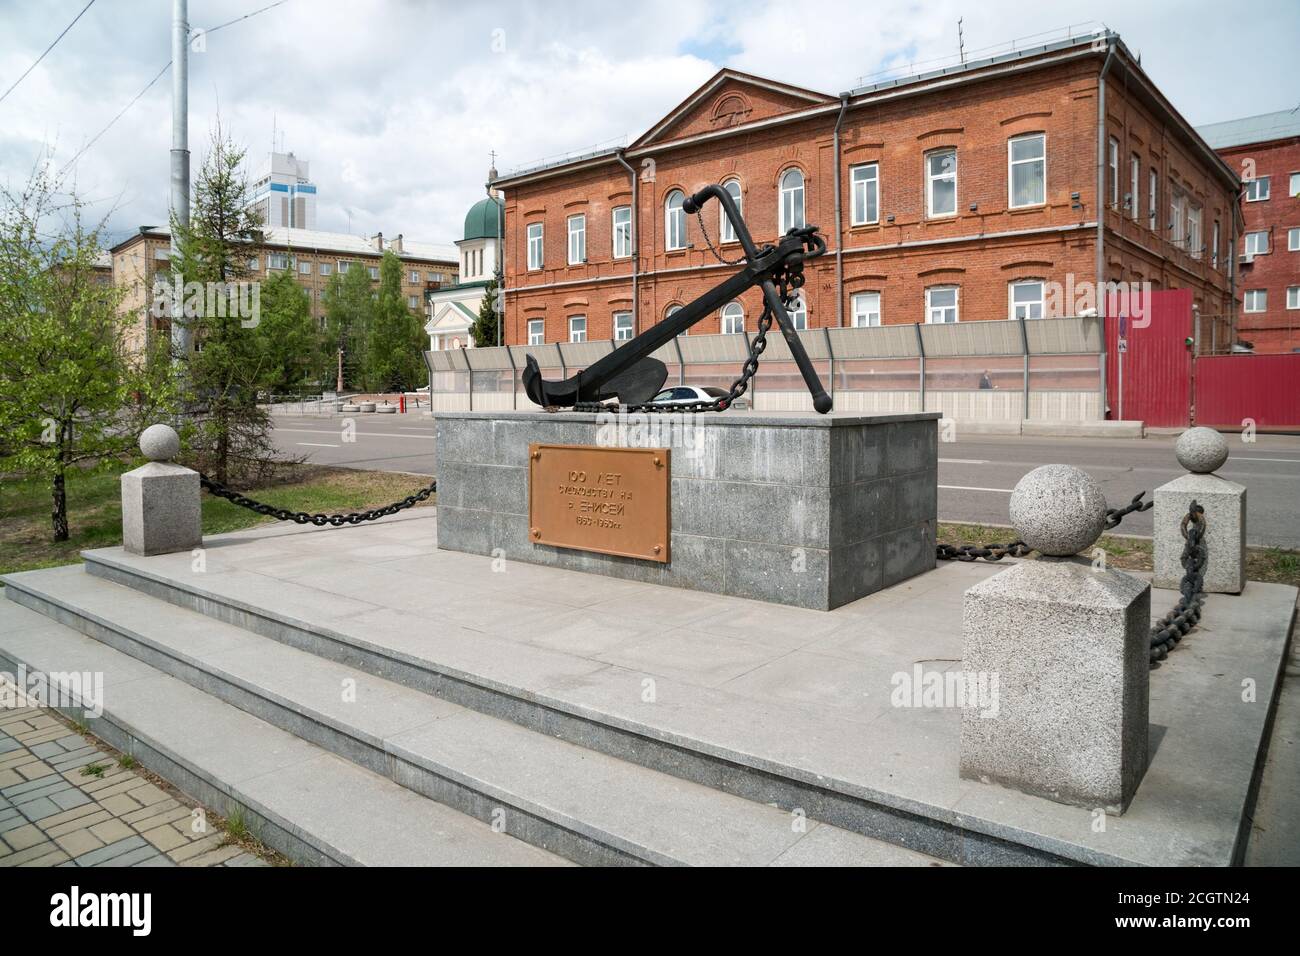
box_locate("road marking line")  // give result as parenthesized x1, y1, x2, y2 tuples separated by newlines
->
(1234, 457, 1300, 463)
(938, 458, 990, 464)
(277, 428, 431, 440)
(297, 442, 340, 448)
(939, 484, 1014, 493)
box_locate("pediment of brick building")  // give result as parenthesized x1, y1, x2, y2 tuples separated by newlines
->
(631, 70, 833, 149)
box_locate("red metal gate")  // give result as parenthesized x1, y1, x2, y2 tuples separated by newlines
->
(1195, 353, 1300, 431)
(1105, 289, 1193, 427)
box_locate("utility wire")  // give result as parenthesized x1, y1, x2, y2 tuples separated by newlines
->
(59, 0, 290, 174)
(0, 0, 97, 106)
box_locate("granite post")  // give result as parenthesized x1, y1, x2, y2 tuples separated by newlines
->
(1154, 427, 1245, 594)
(960, 464, 1150, 814)
(121, 424, 202, 557)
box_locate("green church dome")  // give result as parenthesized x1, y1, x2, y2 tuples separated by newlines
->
(463, 196, 504, 241)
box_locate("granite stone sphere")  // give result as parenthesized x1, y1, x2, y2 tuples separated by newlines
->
(1175, 426, 1229, 474)
(1009, 464, 1108, 556)
(139, 423, 180, 462)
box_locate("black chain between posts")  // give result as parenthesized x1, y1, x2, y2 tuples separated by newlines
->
(199, 473, 436, 527)
(572, 217, 813, 416)
(936, 490, 1154, 563)
(1150, 500, 1206, 665)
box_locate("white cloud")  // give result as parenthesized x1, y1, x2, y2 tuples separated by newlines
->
(1, 0, 1295, 247)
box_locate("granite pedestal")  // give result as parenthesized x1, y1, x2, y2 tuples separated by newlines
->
(433, 410, 939, 610)
(1154, 473, 1246, 594)
(120, 462, 202, 557)
(960, 559, 1151, 813)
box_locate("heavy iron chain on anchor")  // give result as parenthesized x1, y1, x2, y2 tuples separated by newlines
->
(1150, 500, 1207, 664)
(936, 491, 1154, 563)
(199, 473, 436, 526)
(572, 216, 813, 416)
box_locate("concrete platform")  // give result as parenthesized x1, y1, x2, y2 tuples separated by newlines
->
(3, 510, 1293, 866)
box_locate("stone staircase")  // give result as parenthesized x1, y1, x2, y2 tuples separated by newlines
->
(0, 557, 947, 867)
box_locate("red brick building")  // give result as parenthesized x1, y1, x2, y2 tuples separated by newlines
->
(1199, 111, 1300, 353)
(495, 31, 1239, 355)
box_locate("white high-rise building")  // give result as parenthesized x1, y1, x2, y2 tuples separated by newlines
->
(250, 151, 317, 229)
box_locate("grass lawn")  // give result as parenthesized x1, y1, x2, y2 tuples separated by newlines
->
(0, 462, 435, 576)
(937, 521, 1300, 589)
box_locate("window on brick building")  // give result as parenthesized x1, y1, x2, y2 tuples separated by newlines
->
(612, 206, 632, 258)
(721, 301, 744, 334)
(1009, 280, 1045, 320)
(568, 315, 587, 342)
(408, 295, 419, 308)
(665, 190, 686, 250)
(527, 223, 544, 270)
(409, 270, 420, 283)
(1288, 287, 1300, 310)
(527, 319, 544, 345)
(299, 260, 312, 275)
(851, 163, 879, 224)
(1288, 227, 1300, 251)
(779, 169, 805, 233)
(1129, 155, 1140, 219)
(248, 257, 260, 272)
(613, 311, 633, 341)
(1244, 177, 1270, 202)
(787, 291, 807, 330)
(338, 259, 354, 275)
(268, 253, 290, 270)
(368, 266, 379, 280)
(320, 262, 333, 276)
(926, 286, 959, 324)
(1148, 169, 1158, 231)
(1291, 173, 1300, 198)
(926, 150, 956, 217)
(1188, 204, 1202, 259)
(1008, 135, 1045, 208)
(1108, 138, 1119, 208)
(567, 214, 586, 265)
(665, 304, 682, 319)
(720, 179, 742, 242)
(851, 292, 881, 327)
(1169, 188, 1185, 247)
(1212, 220, 1220, 270)
(1243, 290, 1267, 312)
(1244, 231, 1269, 256)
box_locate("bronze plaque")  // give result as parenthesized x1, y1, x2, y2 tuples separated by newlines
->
(528, 443, 670, 563)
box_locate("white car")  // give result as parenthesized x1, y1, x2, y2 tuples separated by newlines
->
(646, 385, 748, 409)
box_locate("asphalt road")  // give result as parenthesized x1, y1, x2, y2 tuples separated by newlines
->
(271, 414, 1300, 549)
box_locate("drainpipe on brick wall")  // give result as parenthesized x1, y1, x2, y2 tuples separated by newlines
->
(1096, 33, 1116, 420)
(615, 151, 639, 335)
(832, 94, 850, 328)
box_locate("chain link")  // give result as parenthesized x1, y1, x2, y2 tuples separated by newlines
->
(1105, 491, 1154, 529)
(1150, 500, 1206, 664)
(694, 208, 748, 266)
(199, 473, 436, 527)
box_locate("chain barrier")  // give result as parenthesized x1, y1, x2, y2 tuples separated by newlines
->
(199, 473, 436, 527)
(1150, 500, 1206, 665)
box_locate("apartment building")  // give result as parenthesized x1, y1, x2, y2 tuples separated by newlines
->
(495, 31, 1239, 353)
(110, 226, 458, 353)
(1199, 110, 1300, 353)
(250, 151, 318, 230)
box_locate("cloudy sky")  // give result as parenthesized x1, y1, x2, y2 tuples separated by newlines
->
(2, 0, 1296, 247)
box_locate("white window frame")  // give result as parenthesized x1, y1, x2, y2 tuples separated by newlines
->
(1288, 227, 1300, 252)
(1129, 154, 1140, 219)
(1148, 169, 1158, 231)
(1244, 231, 1270, 256)
(1244, 177, 1270, 202)
(1243, 290, 1267, 313)
(1170, 189, 1185, 248)
(926, 286, 959, 324)
(248, 256, 260, 272)
(526, 223, 544, 270)
(851, 291, 881, 328)
(720, 179, 742, 243)
(721, 301, 744, 335)
(613, 311, 633, 341)
(268, 252, 290, 271)
(409, 270, 420, 283)
(299, 260, 312, 275)
(1007, 134, 1045, 209)
(407, 295, 419, 309)
(319, 262, 332, 276)
(788, 292, 807, 330)
(612, 206, 631, 259)
(1108, 137, 1119, 208)
(1288, 287, 1300, 311)
(926, 149, 957, 218)
(850, 163, 880, 224)
(1291, 172, 1300, 198)
(1009, 280, 1045, 320)
(568, 315, 587, 343)
(337, 259, 353, 275)
(567, 214, 586, 265)
(1188, 204, 1202, 259)
(665, 190, 686, 251)
(779, 168, 805, 233)
(1212, 220, 1221, 269)
(368, 266, 379, 280)
(527, 319, 544, 345)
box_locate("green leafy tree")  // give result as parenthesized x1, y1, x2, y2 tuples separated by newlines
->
(252, 267, 317, 394)
(169, 126, 273, 484)
(469, 278, 501, 348)
(364, 250, 425, 391)
(0, 160, 175, 541)
(321, 261, 375, 391)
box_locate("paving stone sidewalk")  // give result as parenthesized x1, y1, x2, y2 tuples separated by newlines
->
(0, 698, 268, 868)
